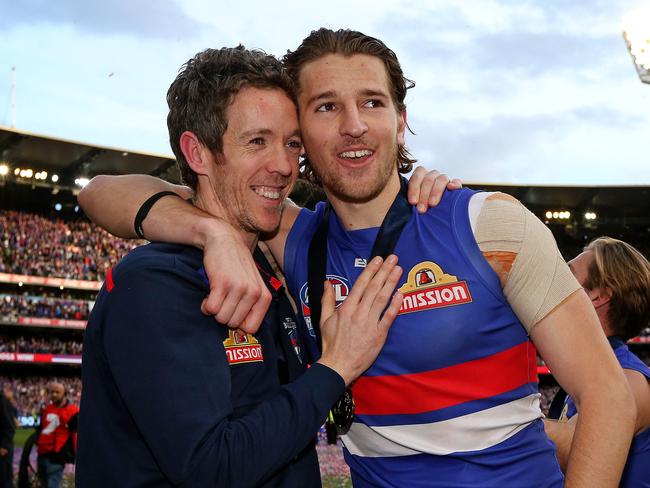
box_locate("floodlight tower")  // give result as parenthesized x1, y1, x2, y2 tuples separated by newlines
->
(623, 5, 650, 84)
(10, 67, 17, 127)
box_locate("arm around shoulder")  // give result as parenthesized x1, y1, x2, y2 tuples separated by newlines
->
(78, 174, 192, 239)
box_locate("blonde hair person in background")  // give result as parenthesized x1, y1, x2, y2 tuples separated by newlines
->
(545, 237, 650, 487)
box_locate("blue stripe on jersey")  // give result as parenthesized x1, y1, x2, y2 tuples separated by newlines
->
(356, 382, 540, 427)
(344, 421, 563, 488)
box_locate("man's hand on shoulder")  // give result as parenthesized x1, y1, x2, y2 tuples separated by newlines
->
(407, 166, 462, 213)
(199, 223, 271, 335)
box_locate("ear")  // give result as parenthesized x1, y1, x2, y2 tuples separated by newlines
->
(589, 286, 613, 309)
(397, 110, 407, 147)
(179, 131, 213, 176)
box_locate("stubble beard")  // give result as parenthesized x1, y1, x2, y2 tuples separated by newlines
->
(312, 147, 398, 204)
(240, 205, 282, 236)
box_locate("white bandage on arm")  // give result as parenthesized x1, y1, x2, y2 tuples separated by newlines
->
(473, 193, 581, 334)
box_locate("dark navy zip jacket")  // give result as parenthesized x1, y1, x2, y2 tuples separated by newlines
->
(76, 243, 344, 487)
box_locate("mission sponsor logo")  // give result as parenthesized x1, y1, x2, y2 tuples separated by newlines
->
(398, 261, 472, 314)
(223, 330, 263, 365)
(299, 275, 350, 337)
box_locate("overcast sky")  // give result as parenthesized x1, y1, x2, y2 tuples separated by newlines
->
(1, 0, 648, 185)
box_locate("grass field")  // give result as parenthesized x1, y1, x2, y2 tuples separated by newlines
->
(322, 475, 353, 487)
(14, 427, 35, 448)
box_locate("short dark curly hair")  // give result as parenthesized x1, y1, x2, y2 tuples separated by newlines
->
(283, 28, 416, 185)
(167, 46, 295, 191)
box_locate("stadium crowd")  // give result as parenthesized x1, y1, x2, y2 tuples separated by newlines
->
(0, 210, 141, 282)
(0, 334, 83, 355)
(1, 376, 81, 418)
(0, 293, 91, 321)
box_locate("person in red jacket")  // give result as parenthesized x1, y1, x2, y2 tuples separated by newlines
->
(37, 382, 79, 488)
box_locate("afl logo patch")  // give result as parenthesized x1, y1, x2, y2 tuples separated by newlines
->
(299, 274, 350, 317)
(398, 261, 472, 314)
(223, 330, 263, 365)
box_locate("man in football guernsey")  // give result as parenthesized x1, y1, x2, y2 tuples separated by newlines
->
(36, 382, 79, 488)
(76, 46, 407, 488)
(78, 29, 635, 487)
(545, 237, 650, 487)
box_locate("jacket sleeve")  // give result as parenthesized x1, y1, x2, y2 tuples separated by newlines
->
(102, 262, 344, 487)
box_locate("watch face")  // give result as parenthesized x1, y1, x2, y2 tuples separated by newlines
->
(329, 387, 355, 435)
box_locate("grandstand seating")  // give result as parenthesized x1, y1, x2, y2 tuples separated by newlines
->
(0, 209, 140, 282)
(0, 334, 82, 355)
(1, 292, 91, 321)
(0, 209, 138, 426)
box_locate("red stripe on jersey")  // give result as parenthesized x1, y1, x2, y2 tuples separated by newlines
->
(353, 341, 538, 415)
(106, 268, 115, 292)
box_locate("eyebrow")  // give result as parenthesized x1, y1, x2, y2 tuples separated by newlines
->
(305, 90, 336, 107)
(238, 128, 301, 140)
(305, 88, 390, 108)
(239, 128, 273, 139)
(360, 89, 390, 99)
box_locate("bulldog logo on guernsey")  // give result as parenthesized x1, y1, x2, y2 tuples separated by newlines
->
(223, 331, 263, 365)
(398, 261, 472, 314)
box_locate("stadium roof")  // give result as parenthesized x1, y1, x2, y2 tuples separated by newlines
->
(1, 125, 649, 230)
(465, 183, 650, 231)
(469, 183, 650, 213)
(0, 125, 179, 189)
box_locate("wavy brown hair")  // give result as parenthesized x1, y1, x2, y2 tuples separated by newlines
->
(283, 28, 416, 185)
(584, 237, 650, 340)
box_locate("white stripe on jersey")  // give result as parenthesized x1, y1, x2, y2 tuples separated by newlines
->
(342, 393, 542, 458)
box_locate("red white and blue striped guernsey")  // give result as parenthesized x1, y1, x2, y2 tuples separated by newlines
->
(284, 188, 563, 487)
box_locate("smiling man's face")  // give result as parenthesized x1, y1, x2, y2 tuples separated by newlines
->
(204, 86, 301, 235)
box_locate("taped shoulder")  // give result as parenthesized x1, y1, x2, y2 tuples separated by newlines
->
(473, 192, 581, 333)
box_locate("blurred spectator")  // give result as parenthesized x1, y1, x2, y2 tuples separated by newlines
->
(37, 382, 79, 488)
(0, 389, 14, 488)
(0, 334, 83, 355)
(0, 293, 91, 322)
(0, 210, 142, 282)
(0, 377, 81, 419)
(1, 388, 18, 429)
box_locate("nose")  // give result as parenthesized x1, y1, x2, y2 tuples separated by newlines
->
(267, 143, 297, 177)
(340, 106, 368, 138)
